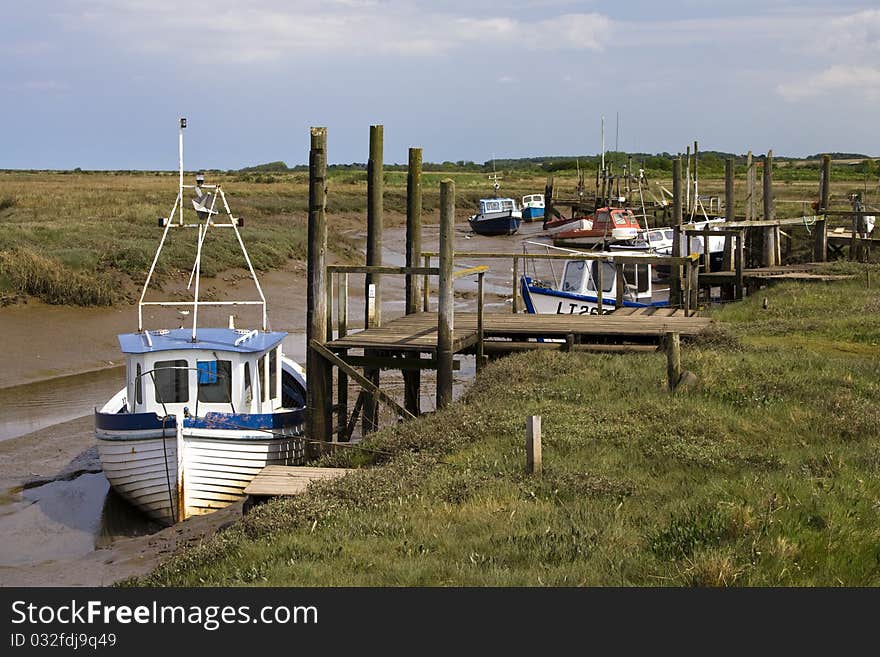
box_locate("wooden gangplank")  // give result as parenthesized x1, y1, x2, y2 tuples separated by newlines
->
(325, 311, 713, 354)
(244, 466, 353, 497)
(699, 264, 854, 287)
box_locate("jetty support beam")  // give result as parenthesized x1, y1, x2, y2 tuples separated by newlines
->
(363, 124, 384, 435)
(437, 179, 455, 409)
(307, 127, 332, 453)
(404, 147, 423, 417)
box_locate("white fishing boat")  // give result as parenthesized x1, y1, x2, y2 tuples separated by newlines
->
(94, 119, 307, 525)
(520, 250, 667, 315)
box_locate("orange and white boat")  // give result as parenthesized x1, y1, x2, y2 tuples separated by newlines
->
(552, 207, 641, 248)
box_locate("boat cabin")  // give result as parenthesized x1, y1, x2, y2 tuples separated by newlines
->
(119, 328, 289, 418)
(594, 208, 639, 229)
(522, 194, 545, 208)
(479, 198, 518, 216)
(559, 257, 653, 303)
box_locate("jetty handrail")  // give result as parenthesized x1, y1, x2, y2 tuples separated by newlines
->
(325, 263, 487, 339)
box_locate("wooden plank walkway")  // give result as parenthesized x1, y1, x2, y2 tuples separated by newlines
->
(700, 264, 854, 286)
(244, 466, 353, 497)
(326, 311, 713, 354)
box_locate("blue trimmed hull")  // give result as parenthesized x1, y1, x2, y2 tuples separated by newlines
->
(95, 407, 307, 524)
(468, 213, 520, 236)
(521, 206, 544, 221)
(520, 276, 668, 315)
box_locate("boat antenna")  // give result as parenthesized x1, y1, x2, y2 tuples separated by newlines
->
(489, 156, 501, 195)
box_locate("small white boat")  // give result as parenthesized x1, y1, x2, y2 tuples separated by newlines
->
(521, 251, 666, 315)
(521, 194, 545, 222)
(94, 119, 307, 525)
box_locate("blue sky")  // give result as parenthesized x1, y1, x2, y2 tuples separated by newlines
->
(1, 1, 878, 169)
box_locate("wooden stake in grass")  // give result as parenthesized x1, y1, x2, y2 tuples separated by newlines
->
(526, 415, 542, 476)
(665, 331, 681, 393)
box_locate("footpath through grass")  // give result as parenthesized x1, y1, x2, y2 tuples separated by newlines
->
(130, 267, 880, 587)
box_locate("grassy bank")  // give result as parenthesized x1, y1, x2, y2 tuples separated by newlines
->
(129, 267, 880, 586)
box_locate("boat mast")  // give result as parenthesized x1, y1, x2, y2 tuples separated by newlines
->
(179, 118, 185, 226)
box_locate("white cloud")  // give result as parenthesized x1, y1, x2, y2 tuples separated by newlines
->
(819, 9, 880, 55)
(53, 1, 612, 63)
(777, 65, 880, 101)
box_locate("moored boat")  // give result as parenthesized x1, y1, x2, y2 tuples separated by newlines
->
(94, 119, 307, 525)
(552, 207, 641, 248)
(521, 194, 545, 222)
(520, 252, 667, 315)
(468, 197, 521, 236)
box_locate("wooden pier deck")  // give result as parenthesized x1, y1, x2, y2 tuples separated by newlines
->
(326, 310, 713, 355)
(699, 264, 854, 287)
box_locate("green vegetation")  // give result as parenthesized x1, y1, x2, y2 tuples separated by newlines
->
(0, 172, 361, 305)
(1, 153, 877, 306)
(129, 267, 880, 586)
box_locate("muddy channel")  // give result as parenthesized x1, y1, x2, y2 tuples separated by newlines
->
(0, 221, 558, 586)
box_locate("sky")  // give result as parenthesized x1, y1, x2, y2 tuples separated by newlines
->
(1, 1, 878, 169)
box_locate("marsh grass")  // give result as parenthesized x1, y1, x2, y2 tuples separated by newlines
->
(128, 271, 880, 587)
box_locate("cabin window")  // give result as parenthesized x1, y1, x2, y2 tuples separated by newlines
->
(135, 363, 143, 405)
(244, 363, 252, 405)
(486, 201, 501, 212)
(258, 356, 266, 402)
(154, 359, 189, 404)
(588, 262, 615, 293)
(613, 212, 627, 225)
(624, 264, 650, 294)
(648, 231, 662, 242)
(269, 349, 278, 399)
(664, 230, 674, 240)
(197, 359, 232, 403)
(561, 260, 586, 292)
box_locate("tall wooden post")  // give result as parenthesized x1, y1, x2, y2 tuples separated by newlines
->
(437, 180, 455, 410)
(307, 127, 331, 453)
(723, 158, 735, 272)
(544, 175, 554, 227)
(735, 230, 745, 300)
(670, 158, 683, 306)
(762, 151, 778, 267)
(404, 147, 423, 416)
(363, 124, 383, 434)
(745, 151, 755, 222)
(814, 154, 830, 261)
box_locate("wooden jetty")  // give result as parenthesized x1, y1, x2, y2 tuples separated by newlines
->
(303, 126, 869, 447)
(243, 465, 353, 510)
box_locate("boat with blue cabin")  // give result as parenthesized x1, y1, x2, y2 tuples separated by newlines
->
(467, 170, 522, 236)
(94, 119, 307, 525)
(520, 194, 545, 222)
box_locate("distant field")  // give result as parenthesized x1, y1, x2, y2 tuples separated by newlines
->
(0, 161, 876, 305)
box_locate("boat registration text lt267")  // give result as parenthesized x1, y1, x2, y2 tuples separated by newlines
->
(554, 301, 610, 315)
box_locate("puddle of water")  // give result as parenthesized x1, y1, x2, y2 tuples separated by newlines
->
(0, 367, 125, 442)
(0, 473, 160, 568)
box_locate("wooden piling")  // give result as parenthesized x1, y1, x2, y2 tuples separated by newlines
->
(746, 151, 756, 222)
(336, 272, 348, 441)
(363, 125, 383, 434)
(665, 331, 681, 392)
(735, 231, 745, 300)
(670, 158, 683, 306)
(615, 262, 625, 309)
(306, 127, 331, 453)
(526, 416, 542, 476)
(723, 158, 735, 272)
(404, 147, 423, 416)
(436, 180, 455, 409)
(762, 151, 778, 267)
(814, 154, 830, 262)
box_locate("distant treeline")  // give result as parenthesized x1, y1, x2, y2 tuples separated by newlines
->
(236, 150, 878, 177)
